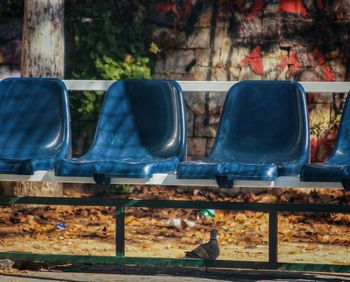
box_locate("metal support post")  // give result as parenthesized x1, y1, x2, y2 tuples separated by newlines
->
(268, 211, 278, 265)
(116, 207, 125, 256)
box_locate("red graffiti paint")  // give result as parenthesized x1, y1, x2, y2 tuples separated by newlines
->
(317, 0, 324, 11)
(279, 0, 308, 17)
(155, 1, 175, 16)
(280, 52, 302, 72)
(311, 136, 336, 162)
(312, 49, 326, 65)
(310, 137, 318, 162)
(246, 0, 265, 20)
(321, 65, 336, 81)
(241, 46, 264, 74)
(311, 49, 336, 81)
(307, 93, 315, 104)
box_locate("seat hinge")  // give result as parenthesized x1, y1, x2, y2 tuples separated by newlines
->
(93, 174, 111, 185)
(341, 178, 350, 191)
(215, 175, 233, 189)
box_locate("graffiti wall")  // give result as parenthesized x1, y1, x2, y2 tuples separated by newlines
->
(152, 0, 350, 161)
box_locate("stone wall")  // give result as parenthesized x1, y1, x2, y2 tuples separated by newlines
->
(152, 0, 350, 161)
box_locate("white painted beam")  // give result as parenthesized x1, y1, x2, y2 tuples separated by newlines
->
(62, 80, 350, 93)
(0, 171, 343, 189)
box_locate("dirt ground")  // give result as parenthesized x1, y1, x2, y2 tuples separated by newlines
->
(0, 187, 349, 266)
(1, 237, 349, 265)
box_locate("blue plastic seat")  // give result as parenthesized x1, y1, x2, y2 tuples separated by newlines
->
(0, 77, 70, 174)
(178, 80, 309, 188)
(301, 91, 350, 190)
(56, 79, 186, 184)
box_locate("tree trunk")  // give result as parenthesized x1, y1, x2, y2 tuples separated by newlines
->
(21, 0, 64, 77)
(3, 0, 65, 197)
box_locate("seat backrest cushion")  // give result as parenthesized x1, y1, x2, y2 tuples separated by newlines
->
(87, 79, 185, 160)
(209, 81, 309, 164)
(327, 91, 350, 164)
(0, 78, 70, 160)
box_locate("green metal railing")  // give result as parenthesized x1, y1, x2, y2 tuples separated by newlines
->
(0, 196, 349, 272)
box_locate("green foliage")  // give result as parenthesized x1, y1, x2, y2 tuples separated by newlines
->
(95, 56, 151, 80)
(106, 184, 132, 195)
(148, 41, 162, 55)
(65, 0, 155, 154)
(66, 0, 153, 79)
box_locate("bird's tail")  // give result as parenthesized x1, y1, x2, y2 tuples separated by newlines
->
(185, 251, 199, 258)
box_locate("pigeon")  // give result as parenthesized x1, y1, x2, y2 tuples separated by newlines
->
(185, 229, 220, 260)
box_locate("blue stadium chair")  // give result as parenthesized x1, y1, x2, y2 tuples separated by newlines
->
(56, 79, 186, 184)
(301, 91, 350, 190)
(0, 77, 71, 174)
(177, 81, 309, 188)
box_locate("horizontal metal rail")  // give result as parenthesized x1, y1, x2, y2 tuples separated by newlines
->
(62, 80, 350, 93)
(0, 197, 349, 212)
(0, 171, 344, 188)
(1, 79, 349, 92)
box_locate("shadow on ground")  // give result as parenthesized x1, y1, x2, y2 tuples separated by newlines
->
(1, 264, 350, 281)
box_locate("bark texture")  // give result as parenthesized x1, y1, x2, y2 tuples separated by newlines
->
(21, 0, 64, 77)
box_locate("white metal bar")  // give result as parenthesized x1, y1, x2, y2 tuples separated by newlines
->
(272, 176, 343, 189)
(177, 81, 238, 92)
(1, 79, 349, 92)
(63, 80, 115, 91)
(62, 80, 350, 93)
(0, 171, 343, 189)
(300, 82, 350, 93)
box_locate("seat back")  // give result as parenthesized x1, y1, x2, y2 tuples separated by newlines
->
(208, 81, 309, 168)
(87, 79, 186, 160)
(0, 77, 70, 160)
(326, 91, 350, 164)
